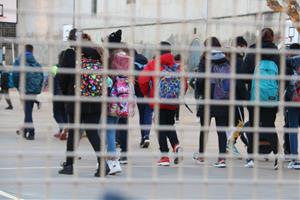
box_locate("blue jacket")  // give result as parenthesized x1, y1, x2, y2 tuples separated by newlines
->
(286, 55, 300, 102)
(13, 52, 43, 94)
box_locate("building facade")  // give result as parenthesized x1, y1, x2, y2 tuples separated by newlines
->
(3, 0, 293, 69)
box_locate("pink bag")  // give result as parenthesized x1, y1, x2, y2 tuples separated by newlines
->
(108, 76, 135, 118)
(111, 51, 130, 70)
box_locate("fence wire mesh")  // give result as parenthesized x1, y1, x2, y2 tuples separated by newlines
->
(0, 0, 300, 199)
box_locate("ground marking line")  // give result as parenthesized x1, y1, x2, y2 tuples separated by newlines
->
(0, 190, 24, 200)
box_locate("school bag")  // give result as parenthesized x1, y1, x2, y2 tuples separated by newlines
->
(159, 64, 181, 99)
(26, 69, 44, 94)
(211, 62, 230, 100)
(111, 50, 130, 71)
(250, 60, 279, 102)
(80, 57, 103, 97)
(108, 76, 135, 118)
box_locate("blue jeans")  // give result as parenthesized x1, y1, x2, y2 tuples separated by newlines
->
(106, 116, 119, 155)
(24, 100, 35, 134)
(287, 107, 300, 159)
(137, 103, 153, 140)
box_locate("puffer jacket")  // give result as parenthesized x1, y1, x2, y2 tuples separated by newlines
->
(138, 53, 187, 110)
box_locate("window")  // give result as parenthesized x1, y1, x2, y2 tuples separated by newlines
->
(91, 0, 97, 15)
(127, 0, 136, 4)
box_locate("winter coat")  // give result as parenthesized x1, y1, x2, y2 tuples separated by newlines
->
(242, 42, 280, 101)
(59, 47, 102, 115)
(138, 53, 187, 110)
(134, 53, 148, 98)
(195, 51, 233, 118)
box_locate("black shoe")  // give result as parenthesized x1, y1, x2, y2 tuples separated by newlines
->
(94, 163, 110, 177)
(24, 132, 35, 140)
(274, 158, 279, 170)
(58, 164, 73, 175)
(5, 105, 13, 110)
(140, 137, 150, 148)
(119, 156, 128, 165)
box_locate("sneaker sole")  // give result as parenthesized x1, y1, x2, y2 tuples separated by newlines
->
(108, 168, 122, 175)
(157, 162, 170, 166)
(141, 140, 150, 148)
(214, 165, 226, 168)
(119, 161, 128, 165)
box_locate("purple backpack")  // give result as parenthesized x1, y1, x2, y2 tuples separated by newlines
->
(211, 62, 230, 100)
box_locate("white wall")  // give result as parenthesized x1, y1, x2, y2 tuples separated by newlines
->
(16, 0, 282, 65)
(17, 0, 74, 64)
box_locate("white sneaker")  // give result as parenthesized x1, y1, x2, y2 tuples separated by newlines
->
(288, 161, 300, 169)
(244, 159, 254, 168)
(106, 160, 122, 175)
(288, 161, 295, 169)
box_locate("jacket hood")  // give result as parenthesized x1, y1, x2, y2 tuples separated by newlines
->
(250, 42, 278, 60)
(135, 53, 148, 65)
(160, 53, 175, 66)
(25, 52, 41, 67)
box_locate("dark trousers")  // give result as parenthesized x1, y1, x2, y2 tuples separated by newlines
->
(246, 107, 279, 156)
(199, 116, 205, 153)
(158, 109, 179, 153)
(283, 109, 291, 155)
(198, 114, 228, 156)
(116, 117, 128, 152)
(24, 100, 35, 134)
(175, 106, 180, 120)
(287, 107, 300, 157)
(215, 116, 228, 156)
(137, 103, 153, 140)
(53, 101, 67, 132)
(66, 113, 101, 165)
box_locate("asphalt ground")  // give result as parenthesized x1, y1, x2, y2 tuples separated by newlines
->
(0, 90, 299, 199)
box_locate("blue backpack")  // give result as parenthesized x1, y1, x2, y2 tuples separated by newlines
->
(26, 68, 44, 94)
(159, 64, 181, 99)
(251, 60, 279, 102)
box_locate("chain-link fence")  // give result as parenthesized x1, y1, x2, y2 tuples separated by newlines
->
(0, 0, 300, 199)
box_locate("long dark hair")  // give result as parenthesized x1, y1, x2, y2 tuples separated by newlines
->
(204, 37, 221, 47)
(261, 28, 274, 43)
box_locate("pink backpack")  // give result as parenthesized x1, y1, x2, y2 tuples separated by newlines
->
(111, 50, 130, 70)
(108, 76, 135, 118)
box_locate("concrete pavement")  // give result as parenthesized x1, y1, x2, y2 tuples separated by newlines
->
(0, 90, 299, 199)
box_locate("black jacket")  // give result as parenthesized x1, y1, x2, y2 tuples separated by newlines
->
(196, 52, 248, 118)
(286, 55, 300, 102)
(134, 53, 148, 98)
(59, 47, 102, 115)
(242, 42, 280, 100)
(196, 52, 230, 118)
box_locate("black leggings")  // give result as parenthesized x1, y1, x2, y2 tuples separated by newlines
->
(246, 107, 279, 156)
(199, 115, 228, 156)
(66, 113, 101, 165)
(158, 109, 179, 153)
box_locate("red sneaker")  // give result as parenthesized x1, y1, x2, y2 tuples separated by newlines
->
(59, 130, 68, 141)
(157, 157, 170, 166)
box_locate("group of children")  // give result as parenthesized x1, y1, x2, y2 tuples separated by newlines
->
(7, 27, 300, 178)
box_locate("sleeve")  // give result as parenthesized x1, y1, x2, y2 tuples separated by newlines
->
(195, 60, 205, 98)
(59, 49, 76, 95)
(138, 62, 153, 97)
